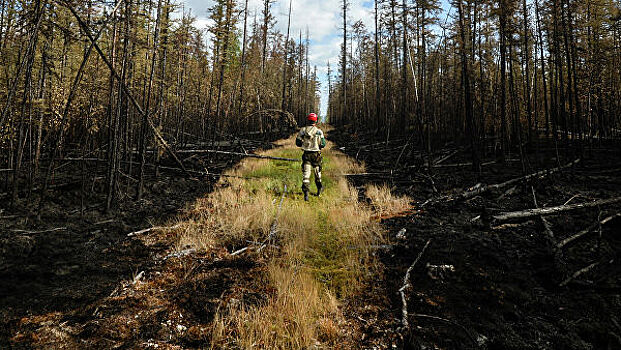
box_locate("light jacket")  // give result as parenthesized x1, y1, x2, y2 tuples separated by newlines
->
(296, 125, 326, 152)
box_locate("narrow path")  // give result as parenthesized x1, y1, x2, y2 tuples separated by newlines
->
(10, 133, 411, 349)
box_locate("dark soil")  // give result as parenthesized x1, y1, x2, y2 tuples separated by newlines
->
(0, 138, 279, 348)
(331, 128, 621, 349)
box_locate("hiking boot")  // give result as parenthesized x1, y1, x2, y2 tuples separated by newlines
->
(316, 183, 323, 197)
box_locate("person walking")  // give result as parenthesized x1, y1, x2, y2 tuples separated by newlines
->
(295, 113, 326, 201)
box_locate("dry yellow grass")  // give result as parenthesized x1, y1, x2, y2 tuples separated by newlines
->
(365, 183, 412, 218)
(210, 264, 340, 349)
(172, 133, 409, 348)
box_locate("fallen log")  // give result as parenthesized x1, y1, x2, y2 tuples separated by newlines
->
(491, 196, 621, 223)
(458, 158, 581, 201)
(557, 212, 621, 249)
(399, 239, 432, 329)
(422, 159, 581, 207)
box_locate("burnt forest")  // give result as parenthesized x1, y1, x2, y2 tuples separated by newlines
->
(1, 0, 621, 349)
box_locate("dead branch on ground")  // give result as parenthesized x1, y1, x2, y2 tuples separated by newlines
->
(433, 150, 459, 165)
(259, 185, 287, 252)
(558, 260, 611, 287)
(422, 159, 581, 207)
(231, 185, 288, 256)
(177, 149, 297, 162)
(127, 223, 181, 237)
(557, 212, 621, 249)
(10, 227, 68, 235)
(458, 159, 581, 201)
(399, 239, 432, 329)
(412, 313, 478, 345)
(490, 196, 621, 223)
(531, 187, 555, 242)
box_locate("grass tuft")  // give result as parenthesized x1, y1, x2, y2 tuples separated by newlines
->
(365, 183, 412, 218)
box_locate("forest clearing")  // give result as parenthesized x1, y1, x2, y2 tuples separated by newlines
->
(1, 0, 621, 348)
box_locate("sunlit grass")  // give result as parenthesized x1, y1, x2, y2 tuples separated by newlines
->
(175, 133, 409, 348)
(365, 183, 412, 218)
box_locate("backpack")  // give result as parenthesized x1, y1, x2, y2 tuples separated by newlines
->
(301, 126, 319, 150)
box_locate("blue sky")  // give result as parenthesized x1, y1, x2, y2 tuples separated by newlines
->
(178, 0, 449, 117)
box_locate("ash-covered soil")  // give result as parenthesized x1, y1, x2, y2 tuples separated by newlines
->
(331, 128, 621, 349)
(0, 138, 279, 348)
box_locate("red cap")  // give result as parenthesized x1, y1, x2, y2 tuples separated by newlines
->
(307, 113, 318, 122)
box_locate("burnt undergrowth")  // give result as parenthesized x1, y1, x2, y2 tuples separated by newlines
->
(0, 135, 284, 347)
(330, 127, 621, 349)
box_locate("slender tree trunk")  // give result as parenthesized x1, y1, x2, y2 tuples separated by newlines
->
(499, 0, 508, 161)
(522, 0, 532, 144)
(280, 0, 292, 111)
(374, 0, 380, 132)
(136, 0, 161, 201)
(457, 0, 479, 173)
(341, 0, 347, 126)
(237, 0, 249, 122)
(535, 0, 550, 137)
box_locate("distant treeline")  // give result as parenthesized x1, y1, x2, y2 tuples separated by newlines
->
(328, 0, 621, 166)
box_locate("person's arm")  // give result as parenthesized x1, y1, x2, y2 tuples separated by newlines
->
(295, 129, 304, 147)
(318, 130, 326, 149)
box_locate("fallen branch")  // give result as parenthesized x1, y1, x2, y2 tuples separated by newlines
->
(491, 196, 621, 223)
(433, 150, 459, 165)
(531, 187, 555, 242)
(230, 246, 251, 256)
(132, 271, 145, 284)
(176, 149, 297, 162)
(260, 185, 287, 252)
(458, 159, 580, 201)
(559, 261, 604, 287)
(127, 223, 181, 237)
(232, 186, 288, 256)
(393, 142, 410, 169)
(426, 159, 519, 169)
(557, 212, 621, 249)
(432, 161, 490, 168)
(422, 159, 581, 208)
(412, 314, 478, 345)
(155, 165, 260, 180)
(162, 248, 196, 261)
(11, 227, 67, 235)
(399, 239, 432, 329)
(341, 172, 391, 176)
